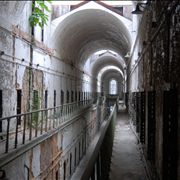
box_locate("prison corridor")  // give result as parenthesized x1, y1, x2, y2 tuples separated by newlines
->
(109, 111, 147, 180)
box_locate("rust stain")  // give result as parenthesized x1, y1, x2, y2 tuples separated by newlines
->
(12, 25, 31, 43)
(22, 67, 30, 113)
(12, 25, 54, 56)
(39, 134, 62, 179)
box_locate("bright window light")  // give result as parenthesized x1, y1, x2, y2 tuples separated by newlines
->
(109, 79, 117, 95)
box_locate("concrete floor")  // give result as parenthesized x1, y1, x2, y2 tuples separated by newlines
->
(109, 110, 147, 180)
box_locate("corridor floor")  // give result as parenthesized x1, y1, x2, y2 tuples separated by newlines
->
(109, 109, 147, 180)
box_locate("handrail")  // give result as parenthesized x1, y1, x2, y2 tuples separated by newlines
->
(71, 102, 117, 180)
(0, 99, 96, 155)
(0, 100, 93, 122)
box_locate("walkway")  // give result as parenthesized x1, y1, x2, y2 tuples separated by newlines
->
(109, 109, 147, 180)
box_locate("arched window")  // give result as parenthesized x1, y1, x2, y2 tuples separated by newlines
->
(109, 79, 117, 95)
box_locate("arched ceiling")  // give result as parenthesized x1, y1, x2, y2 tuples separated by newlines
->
(93, 65, 124, 92)
(98, 66, 124, 82)
(101, 69, 123, 83)
(90, 55, 126, 76)
(51, 1, 132, 68)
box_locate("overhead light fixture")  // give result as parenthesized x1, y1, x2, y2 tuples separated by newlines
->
(132, 4, 143, 14)
(131, 1, 150, 14)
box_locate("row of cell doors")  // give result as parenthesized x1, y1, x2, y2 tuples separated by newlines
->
(0, 89, 90, 132)
(132, 89, 178, 180)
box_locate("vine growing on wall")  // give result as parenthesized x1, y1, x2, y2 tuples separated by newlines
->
(29, 0, 52, 28)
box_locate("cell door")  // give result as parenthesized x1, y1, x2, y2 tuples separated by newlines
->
(75, 91, 77, 102)
(79, 91, 81, 102)
(163, 89, 178, 180)
(125, 92, 129, 108)
(66, 90, 69, 103)
(136, 92, 140, 133)
(71, 91, 74, 102)
(147, 90, 156, 161)
(45, 90, 48, 109)
(70, 153, 72, 176)
(63, 161, 66, 180)
(17, 90, 22, 125)
(61, 90, 64, 105)
(54, 90, 56, 107)
(140, 91, 146, 144)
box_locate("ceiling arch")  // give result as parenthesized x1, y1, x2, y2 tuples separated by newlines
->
(51, 1, 132, 68)
(90, 55, 126, 77)
(98, 66, 124, 82)
(101, 69, 123, 83)
(101, 70, 123, 92)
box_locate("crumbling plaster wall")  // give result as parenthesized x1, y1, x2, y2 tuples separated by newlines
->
(0, 1, 91, 125)
(0, 1, 105, 180)
(2, 104, 104, 180)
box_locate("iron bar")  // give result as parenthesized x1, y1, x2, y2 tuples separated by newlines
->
(0, 99, 94, 154)
(5, 118, 10, 153)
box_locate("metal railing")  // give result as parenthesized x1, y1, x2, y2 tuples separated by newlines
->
(71, 102, 117, 180)
(0, 99, 93, 155)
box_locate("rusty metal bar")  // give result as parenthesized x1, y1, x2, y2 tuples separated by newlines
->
(22, 114, 26, 144)
(14, 117, 19, 148)
(40, 111, 43, 135)
(29, 114, 32, 141)
(5, 118, 10, 153)
(45, 110, 48, 132)
(49, 109, 52, 130)
(35, 112, 38, 138)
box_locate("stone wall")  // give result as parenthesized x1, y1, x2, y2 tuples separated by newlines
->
(128, 1, 180, 180)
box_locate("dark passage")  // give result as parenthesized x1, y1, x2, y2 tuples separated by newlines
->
(109, 110, 147, 180)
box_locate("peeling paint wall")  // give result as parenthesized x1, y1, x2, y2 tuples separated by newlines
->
(0, 2, 100, 180)
(0, 1, 92, 130)
(1, 103, 106, 180)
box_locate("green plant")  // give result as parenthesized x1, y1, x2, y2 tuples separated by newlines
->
(29, 0, 52, 28)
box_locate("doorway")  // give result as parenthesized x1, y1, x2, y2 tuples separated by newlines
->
(17, 89, 22, 125)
